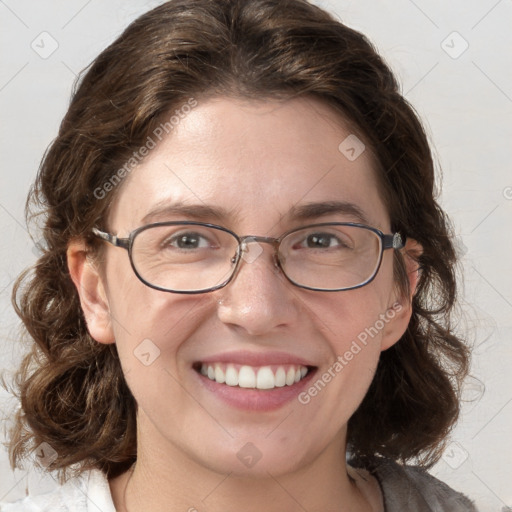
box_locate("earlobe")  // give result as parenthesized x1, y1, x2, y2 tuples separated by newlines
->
(380, 238, 423, 351)
(379, 300, 410, 351)
(67, 240, 115, 344)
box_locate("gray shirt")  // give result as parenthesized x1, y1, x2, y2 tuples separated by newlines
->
(367, 458, 478, 511)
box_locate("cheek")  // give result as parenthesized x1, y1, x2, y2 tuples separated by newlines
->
(310, 275, 395, 354)
(295, 288, 394, 436)
(109, 291, 215, 427)
(104, 255, 212, 379)
(318, 292, 385, 390)
(302, 264, 398, 399)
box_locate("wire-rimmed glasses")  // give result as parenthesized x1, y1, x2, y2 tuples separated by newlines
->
(92, 221, 405, 294)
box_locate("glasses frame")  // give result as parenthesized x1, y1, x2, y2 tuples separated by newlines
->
(92, 221, 405, 294)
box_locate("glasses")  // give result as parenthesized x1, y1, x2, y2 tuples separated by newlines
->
(92, 221, 405, 294)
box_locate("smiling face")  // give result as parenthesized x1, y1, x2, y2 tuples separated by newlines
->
(71, 95, 412, 479)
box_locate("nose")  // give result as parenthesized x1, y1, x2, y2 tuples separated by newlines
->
(214, 239, 300, 336)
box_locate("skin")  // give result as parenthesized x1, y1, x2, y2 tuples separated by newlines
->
(67, 96, 420, 512)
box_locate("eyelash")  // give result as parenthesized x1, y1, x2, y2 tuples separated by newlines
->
(160, 230, 352, 252)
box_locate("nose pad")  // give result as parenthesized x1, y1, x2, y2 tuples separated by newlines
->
(275, 251, 284, 268)
(230, 239, 282, 278)
(239, 237, 264, 264)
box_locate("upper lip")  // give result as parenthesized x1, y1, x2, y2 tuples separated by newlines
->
(196, 350, 316, 367)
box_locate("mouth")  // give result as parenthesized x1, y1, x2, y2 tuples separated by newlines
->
(191, 351, 318, 411)
(193, 362, 314, 390)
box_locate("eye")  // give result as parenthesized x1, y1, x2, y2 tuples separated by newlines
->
(162, 231, 213, 250)
(294, 232, 351, 250)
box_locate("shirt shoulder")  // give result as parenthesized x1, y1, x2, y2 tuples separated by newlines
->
(367, 457, 478, 512)
(0, 469, 115, 512)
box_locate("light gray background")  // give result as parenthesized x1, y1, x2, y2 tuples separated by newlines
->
(1, 1, 511, 510)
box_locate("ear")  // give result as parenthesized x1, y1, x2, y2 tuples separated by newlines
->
(380, 238, 423, 351)
(67, 239, 115, 344)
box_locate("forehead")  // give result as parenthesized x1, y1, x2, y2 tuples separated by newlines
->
(107, 96, 389, 233)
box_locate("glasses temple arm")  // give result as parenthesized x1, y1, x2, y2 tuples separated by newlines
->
(382, 232, 406, 250)
(92, 228, 130, 249)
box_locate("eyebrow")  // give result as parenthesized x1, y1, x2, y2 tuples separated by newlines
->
(140, 201, 235, 225)
(140, 200, 370, 226)
(284, 201, 370, 225)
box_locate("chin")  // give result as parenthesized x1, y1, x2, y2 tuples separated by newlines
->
(190, 436, 313, 479)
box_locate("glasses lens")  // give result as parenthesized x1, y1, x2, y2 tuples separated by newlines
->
(131, 224, 238, 292)
(280, 224, 382, 290)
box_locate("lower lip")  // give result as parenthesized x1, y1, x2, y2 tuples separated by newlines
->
(195, 368, 316, 411)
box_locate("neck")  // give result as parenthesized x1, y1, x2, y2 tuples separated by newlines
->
(110, 417, 380, 512)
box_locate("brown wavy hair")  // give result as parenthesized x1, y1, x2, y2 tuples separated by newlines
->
(6, 0, 470, 480)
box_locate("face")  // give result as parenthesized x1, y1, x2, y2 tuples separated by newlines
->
(76, 96, 410, 478)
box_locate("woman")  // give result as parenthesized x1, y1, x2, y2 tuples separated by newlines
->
(2, 0, 477, 510)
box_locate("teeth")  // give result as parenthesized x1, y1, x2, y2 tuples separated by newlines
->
(275, 367, 286, 387)
(214, 365, 225, 384)
(286, 367, 295, 386)
(256, 366, 275, 389)
(239, 366, 256, 388)
(199, 363, 309, 390)
(225, 364, 238, 386)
